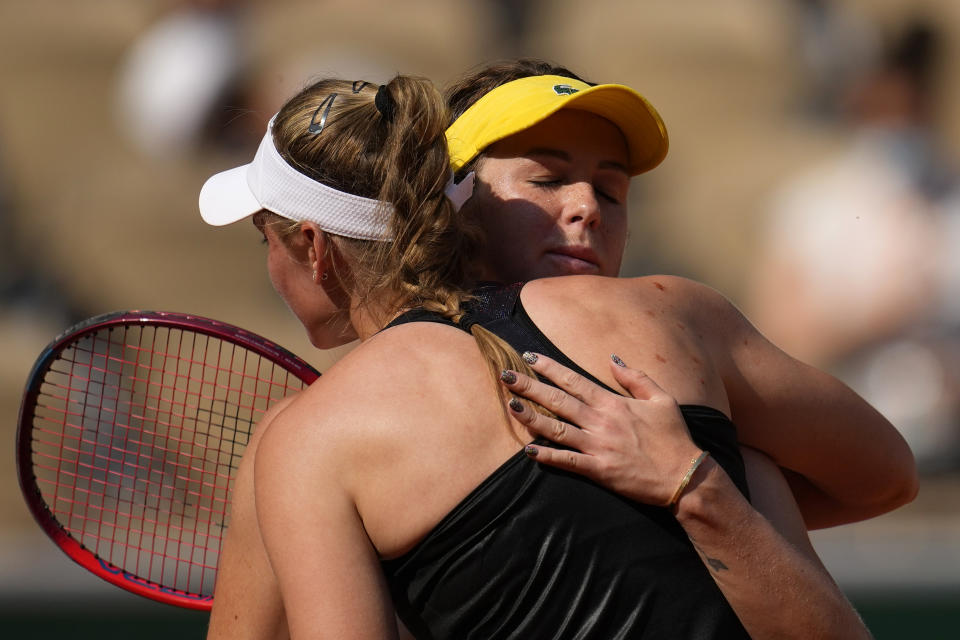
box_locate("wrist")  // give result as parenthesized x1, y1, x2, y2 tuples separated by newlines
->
(668, 450, 710, 507)
(671, 455, 725, 524)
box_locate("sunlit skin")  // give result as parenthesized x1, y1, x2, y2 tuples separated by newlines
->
(465, 109, 631, 284)
(206, 105, 908, 640)
(253, 213, 358, 349)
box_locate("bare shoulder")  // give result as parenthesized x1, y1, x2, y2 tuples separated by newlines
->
(522, 274, 739, 324)
(226, 391, 301, 518)
(247, 392, 301, 453)
(304, 319, 482, 412)
(230, 391, 301, 498)
(256, 318, 490, 476)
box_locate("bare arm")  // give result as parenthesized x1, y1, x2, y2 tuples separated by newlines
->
(698, 279, 919, 527)
(254, 405, 399, 640)
(207, 397, 295, 640)
(676, 446, 872, 639)
(502, 355, 872, 639)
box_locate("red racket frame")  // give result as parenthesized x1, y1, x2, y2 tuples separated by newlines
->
(16, 311, 319, 609)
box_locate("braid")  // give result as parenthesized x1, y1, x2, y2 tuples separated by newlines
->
(273, 73, 551, 428)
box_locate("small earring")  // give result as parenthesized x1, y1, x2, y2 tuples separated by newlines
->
(321, 271, 329, 281)
(312, 269, 319, 282)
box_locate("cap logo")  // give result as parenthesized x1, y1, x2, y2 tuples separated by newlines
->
(552, 84, 579, 96)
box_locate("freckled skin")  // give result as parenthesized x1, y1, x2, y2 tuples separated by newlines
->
(466, 110, 631, 283)
(655, 354, 667, 363)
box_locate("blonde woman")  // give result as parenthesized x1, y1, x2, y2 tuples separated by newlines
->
(201, 71, 899, 638)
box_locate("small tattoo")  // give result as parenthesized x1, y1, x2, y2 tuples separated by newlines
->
(611, 354, 626, 367)
(522, 351, 538, 365)
(509, 397, 524, 413)
(690, 542, 729, 573)
(705, 557, 728, 572)
(653, 281, 666, 291)
(500, 370, 517, 384)
(655, 354, 667, 363)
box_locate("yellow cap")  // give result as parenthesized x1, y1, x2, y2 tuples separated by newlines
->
(445, 74, 669, 176)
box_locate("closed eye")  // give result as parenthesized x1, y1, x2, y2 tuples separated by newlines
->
(595, 187, 621, 204)
(530, 178, 562, 186)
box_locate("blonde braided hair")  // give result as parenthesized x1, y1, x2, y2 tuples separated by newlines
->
(266, 75, 548, 428)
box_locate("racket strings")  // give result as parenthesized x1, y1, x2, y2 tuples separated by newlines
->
(27, 324, 307, 597)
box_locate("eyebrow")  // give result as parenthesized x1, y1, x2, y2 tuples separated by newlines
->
(525, 147, 629, 175)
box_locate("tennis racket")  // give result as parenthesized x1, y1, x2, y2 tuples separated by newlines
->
(16, 311, 320, 610)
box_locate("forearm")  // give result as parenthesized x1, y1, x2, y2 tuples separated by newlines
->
(674, 457, 872, 640)
(783, 469, 902, 530)
(722, 320, 919, 525)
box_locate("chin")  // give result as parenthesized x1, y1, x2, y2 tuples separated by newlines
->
(308, 332, 351, 350)
(307, 324, 358, 349)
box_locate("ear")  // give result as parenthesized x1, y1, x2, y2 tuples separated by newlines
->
(299, 222, 330, 281)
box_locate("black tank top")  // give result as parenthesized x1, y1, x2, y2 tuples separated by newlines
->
(381, 284, 750, 639)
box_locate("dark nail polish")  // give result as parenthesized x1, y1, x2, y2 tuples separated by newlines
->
(524, 444, 538, 457)
(611, 354, 626, 367)
(522, 351, 538, 365)
(509, 397, 524, 413)
(500, 370, 517, 384)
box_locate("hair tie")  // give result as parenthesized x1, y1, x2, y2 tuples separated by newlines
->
(458, 314, 481, 334)
(375, 84, 395, 122)
(351, 80, 369, 94)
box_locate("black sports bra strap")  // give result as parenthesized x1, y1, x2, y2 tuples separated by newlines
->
(382, 308, 457, 332)
(470, 282, 524, 323)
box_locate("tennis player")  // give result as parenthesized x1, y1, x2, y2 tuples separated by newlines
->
(198, 69, 903, 638)
(443, 59, 918, 530)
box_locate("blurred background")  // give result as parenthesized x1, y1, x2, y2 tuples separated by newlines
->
(1, 0, 958, 637)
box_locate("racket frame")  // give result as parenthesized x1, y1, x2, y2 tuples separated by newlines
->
(16, 310, 319, 609)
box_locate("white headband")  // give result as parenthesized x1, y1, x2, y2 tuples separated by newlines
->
(199, 116, 394, 241)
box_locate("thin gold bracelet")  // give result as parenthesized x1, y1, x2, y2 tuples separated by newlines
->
(668, 451, 710, 507)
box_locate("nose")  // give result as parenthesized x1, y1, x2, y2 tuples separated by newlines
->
(560, 182, 601, 228)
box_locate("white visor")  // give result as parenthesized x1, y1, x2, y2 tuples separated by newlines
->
(198, 116, 394, 241)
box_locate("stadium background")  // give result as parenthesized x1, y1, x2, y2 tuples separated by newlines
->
(1, 1, 958, 637)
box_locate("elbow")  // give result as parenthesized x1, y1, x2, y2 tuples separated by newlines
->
(877, 444, 920, 512)
(895, 459, 921, 508)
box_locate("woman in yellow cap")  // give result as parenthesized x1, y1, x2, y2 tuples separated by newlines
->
(442, 58, 917, 529)
(203, 67, 897, 638)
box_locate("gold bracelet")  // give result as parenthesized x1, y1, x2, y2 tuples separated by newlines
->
(668, 451, 710, 507)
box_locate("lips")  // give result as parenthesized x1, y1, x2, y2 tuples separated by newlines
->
(545, 245, 601, 275)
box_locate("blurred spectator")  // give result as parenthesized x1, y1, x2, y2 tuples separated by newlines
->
(748, 18, 960, 473)
(114, 0, 254, 159)
(486, 0, 537, 56)
(787, 0, 879, 121)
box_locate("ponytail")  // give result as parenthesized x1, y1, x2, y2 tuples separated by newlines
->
(272, 74, 549, 429)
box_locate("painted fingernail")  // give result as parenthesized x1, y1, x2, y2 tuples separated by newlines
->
(524, 444, 538, 457)
(509, 397, 524, 413)
(611, 354, 626, 367)
(500, 370, 517, 384)
(522, 351, 538, 365)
